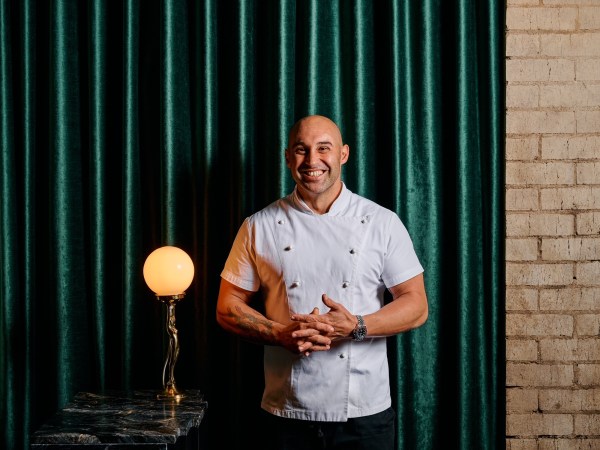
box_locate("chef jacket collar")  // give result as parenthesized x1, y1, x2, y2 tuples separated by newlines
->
(291, 182, 350, 216)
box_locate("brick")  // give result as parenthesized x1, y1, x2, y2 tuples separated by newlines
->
(540, 83, 600, 108)
(508, 0, 540, 4)
(542, 136, 600, 160)
(541, 33, 600, 57)
(541, 187, 600, 210)
(507, 33, 541, 57)
(507, 7, 577, 31)
(507, 84, 540, 108)
(507, 314, 573, 336)
(507, 188, 540, 211)
(577, 162, 600, 185)
(541, 237, 600, 261)
(506, 162, 575, 185)
(507, 288, 539, 310)
(506, 213, 574, 236)
(506, 59, 575, 82)
(539, 388, 600, 411)
(544, 0, 600, 4)
(507, 363, 574, 387)
(507, 339, 539, 361)
(506, 413, 573, 436)
(540, 287, 600, 311)
(576, 314, 600, 336)
(574, 414, 600, 436)
(539, 439, 600, 450)
(507, 388, 539, 411)
(506, 439, 537, 450)
(577, 261, 600, 285)
(576, 110, 600, 134)
(577, 59, 600, 81)
(507, 238, 539, 261)
(577, 212, 600, 235)
(507, 111, 576, 134)
(506, 262, 574, 286)
(580, 8, 600, 30)
(507, 137, 540, 160)
(578, 364, 600, 386)
(540, 338, 600, 361)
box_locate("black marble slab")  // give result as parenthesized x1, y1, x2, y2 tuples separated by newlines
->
(31, 390, 207, 449)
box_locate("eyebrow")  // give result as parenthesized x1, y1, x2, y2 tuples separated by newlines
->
(292, 140, 333, 146)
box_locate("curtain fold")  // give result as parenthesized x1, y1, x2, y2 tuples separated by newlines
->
(89, 0, 108, 391)
(0, 1, 504, 449)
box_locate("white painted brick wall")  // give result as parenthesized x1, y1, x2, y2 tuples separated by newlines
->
(506, 1, 600, 447)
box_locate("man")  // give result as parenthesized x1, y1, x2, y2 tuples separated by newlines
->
(216, 115, 428, 450)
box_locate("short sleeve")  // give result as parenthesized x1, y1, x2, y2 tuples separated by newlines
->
(220, 218, 261, 292)
(380, 214, 424, 288)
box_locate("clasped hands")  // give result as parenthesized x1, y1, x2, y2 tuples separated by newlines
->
(282, 293, 357, 356)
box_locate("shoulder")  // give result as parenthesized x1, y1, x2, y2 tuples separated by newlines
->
(346, 191, 398, 221)
(246, 196, 289, 226)
(345, 191, 410, 239)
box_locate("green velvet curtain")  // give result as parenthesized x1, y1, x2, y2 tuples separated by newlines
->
(0, 0, 505, 448)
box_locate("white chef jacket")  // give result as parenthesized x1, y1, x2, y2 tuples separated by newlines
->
(221, 183, 424, 421)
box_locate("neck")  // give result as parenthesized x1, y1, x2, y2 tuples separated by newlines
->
(296, 182, 343, 215)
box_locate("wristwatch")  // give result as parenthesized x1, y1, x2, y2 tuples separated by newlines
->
(352, 315, 367, 341)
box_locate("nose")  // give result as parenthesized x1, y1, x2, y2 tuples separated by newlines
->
(305, 148, 319, 166)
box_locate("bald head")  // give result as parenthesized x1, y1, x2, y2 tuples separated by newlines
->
(287, 115, 344, 150)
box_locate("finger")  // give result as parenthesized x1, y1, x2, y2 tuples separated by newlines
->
(306, 343, 331, 353)
(299, 341, 330, 354)
(321, 293, 338, 308)
(292, 325, 334, 338)
(302, 323, 335, 334)
(314, 322, 335, 333)
(290, 313, 320, 323)
(294, 333, 331, 350)
(310, 307, 320, 315)
(306, 334, 332, 346)
(292, 328, 319, 338)
(298, 340, 331, 353)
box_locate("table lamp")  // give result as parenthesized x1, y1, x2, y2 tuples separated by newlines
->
(143, 245, 194, 400)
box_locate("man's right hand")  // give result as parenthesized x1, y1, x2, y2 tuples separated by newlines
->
(284, 307, 334, 356)
(217, 279, 333, 356)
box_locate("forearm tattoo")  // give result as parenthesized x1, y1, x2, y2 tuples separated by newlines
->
(226, 305, 277, 344)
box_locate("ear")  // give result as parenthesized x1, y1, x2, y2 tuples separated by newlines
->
(340, 144, 350, 165)
(284, 148, 291, 168)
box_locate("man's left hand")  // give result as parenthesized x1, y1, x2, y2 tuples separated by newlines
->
(291, 294, 357, 343)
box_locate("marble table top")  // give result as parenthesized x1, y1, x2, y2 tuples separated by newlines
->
(31, 389, 207, 447)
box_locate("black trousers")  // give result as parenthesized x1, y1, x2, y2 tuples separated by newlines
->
(261, 407, 396, 450)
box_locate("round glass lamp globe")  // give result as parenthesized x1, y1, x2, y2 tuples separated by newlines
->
(143, 246, 194, 296)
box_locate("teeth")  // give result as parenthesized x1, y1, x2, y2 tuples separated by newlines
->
(306, 170, 323, 176)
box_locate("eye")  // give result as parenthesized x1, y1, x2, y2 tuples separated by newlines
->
(318, 146, 330, 153)
(294, 147, 306, 154)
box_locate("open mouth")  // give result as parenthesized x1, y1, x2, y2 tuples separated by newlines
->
(301, 169, 326, 179)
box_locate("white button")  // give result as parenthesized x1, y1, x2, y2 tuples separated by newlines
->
(278, 219, 285, 225)
(339, 353, 346, 359)
(350, 249, 356, 254)
(284, 245, 294, 251)
(290, 281, 301, 288)
(342, 282, 350, 288)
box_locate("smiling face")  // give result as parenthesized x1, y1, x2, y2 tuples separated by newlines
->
(285, 116, 349, 213)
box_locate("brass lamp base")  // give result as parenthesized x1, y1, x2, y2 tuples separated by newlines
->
(157, 385, 185, 402)
(156, 294, 186, 403)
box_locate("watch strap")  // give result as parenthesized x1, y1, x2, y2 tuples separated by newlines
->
(352, 315, 367, 341)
